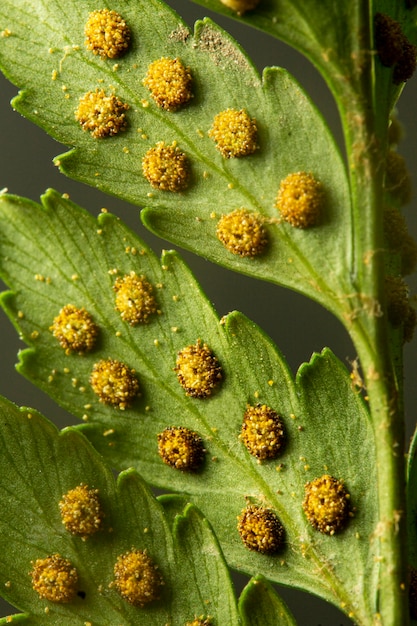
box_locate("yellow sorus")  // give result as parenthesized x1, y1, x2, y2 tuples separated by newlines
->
(142, 141, 190, 191)
(113, 272, 158, 325)
(90, 358, 139, 409)
(157, 427, 206, 471)
(216, 208, 267, 257)
(112, 549, 163, 607)
(240, 404, 286, 460)
(237, 504, 285, 554)
(143, 57, 193, 111)
(209, 108, 258, 158)
(30, 554, 78, 602)
(275, 171, 323, 228)
(175, 340, 222, 398)
(75, 89, 129, 138)
(50, 304, 99, 354)
(303, 474, 352, 535)
(84, 9, 131, 58)
(59, 484, 104, 539)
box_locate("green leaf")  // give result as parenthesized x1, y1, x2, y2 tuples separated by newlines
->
(0, 616, 32, 625)
(0, 191, 378, 623)
(185, 0, 366, 93)
(0, 393, 241, 624)
(141, 63, 353, 319)
(187, 0, 417, 116)
(239, 575, 297, 626)
(0, 0, 353, 318)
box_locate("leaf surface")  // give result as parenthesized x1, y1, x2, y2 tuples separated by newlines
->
(0, 394, 241, 624)
(239, 575, 297, 626)
(187, 0, 417, 118)
(0, 0, 353, 318)
(0, 191, 378, 623)
(187, 0, 366, 104)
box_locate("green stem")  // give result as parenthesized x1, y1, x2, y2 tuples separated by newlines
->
(346, 128, 409, 621)
(351, 321, 408, 626)
(335, 9, 409, 620)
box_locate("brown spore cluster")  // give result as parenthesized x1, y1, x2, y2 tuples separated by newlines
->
(303, 474, 351, 535)
(59, 484, 104, 539)
(143, 57, 193, 111)
(374, 13, 417, 84)
(384, 150, 412, 206)
(157, 427, 206, 471)
(50, 304, 99, 354)
(240, 404, 286, 460)
(113, 272, 158, 325)
(385, 275, 416, 342)
(175, 341, 222, 398)
(237, 504, 285, 554)
(84, 9, 131, 58)
(383, 206, 417, 276)
(30, 554, 78, 602)
(90, 358, 139, 409)
(113, 549, 163, 607)
(216, 209, 268, 257)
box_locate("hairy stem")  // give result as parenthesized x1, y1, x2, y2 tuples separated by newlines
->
(337, 14, 409, 624)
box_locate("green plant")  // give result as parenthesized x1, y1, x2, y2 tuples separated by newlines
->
(0, 0, 416, 624)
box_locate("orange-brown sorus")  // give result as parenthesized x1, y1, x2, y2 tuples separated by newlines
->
(113, 549, 163, 606)
(50, 304, 99, 354)
(30, 554, 78, 602)
(303, 474, 351, 535)
(216, 209, 268, 257)
(240, 404, 286, 460)
(157, 427, 206, 471)
(75, 89, 129, 138)
(84, 9, 131, 58)
(90, 358, 139, 409)
(237, 504, 285, 554)
(175, 340, 222, 398)
(143, 57, 193, 111)
(275, 171, 323, 228)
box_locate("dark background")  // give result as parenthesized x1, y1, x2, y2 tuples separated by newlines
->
(0, 1, 416, 623)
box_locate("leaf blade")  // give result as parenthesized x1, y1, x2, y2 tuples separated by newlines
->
(0, 0, 353, 317)
(239, 575, 297, 626)
(0, 191, 379, 622)
(0, 394, 241, 624)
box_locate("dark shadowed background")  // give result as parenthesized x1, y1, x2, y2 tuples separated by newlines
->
(0, 1, 416, 623)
